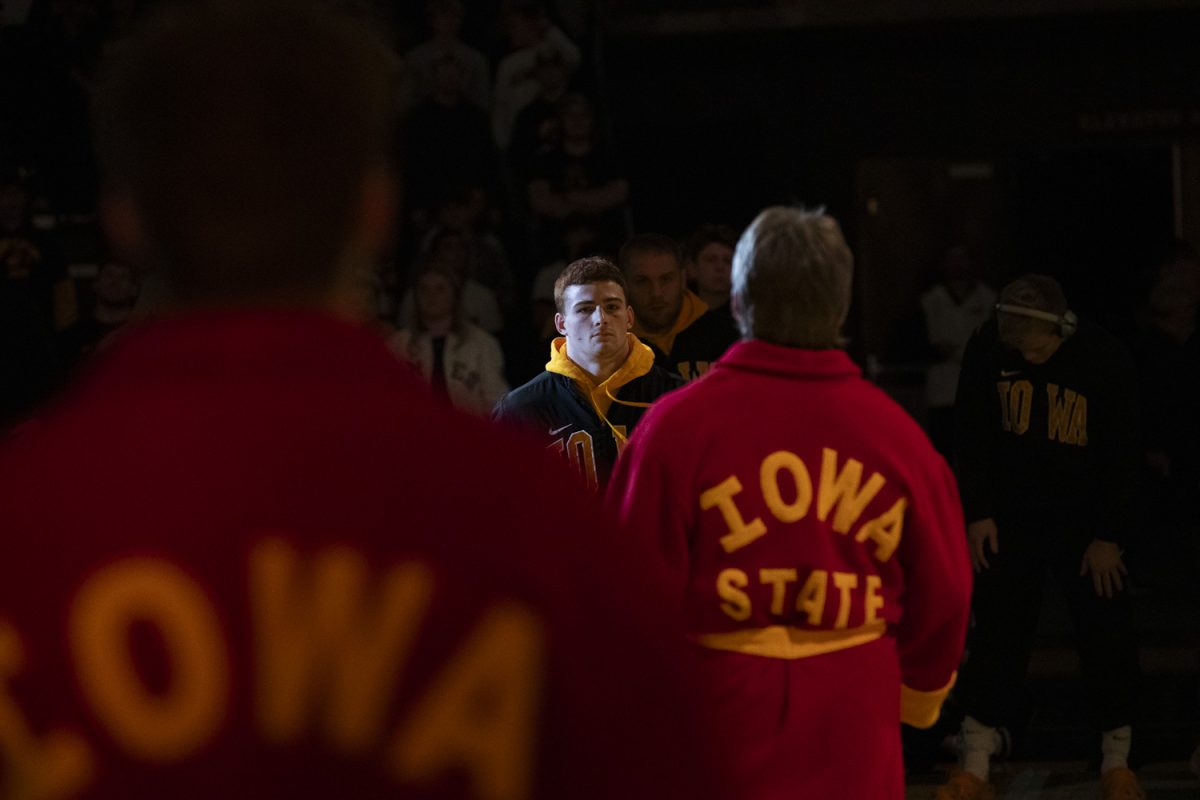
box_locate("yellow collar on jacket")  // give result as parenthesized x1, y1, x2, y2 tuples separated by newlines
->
(633, 289, 708, 356)
(547, 333, 655, 419)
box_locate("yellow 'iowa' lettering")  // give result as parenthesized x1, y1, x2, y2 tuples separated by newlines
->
(389, 603, 543, 800)
(698, 448, 906, 562)
(998, 379, 1033, 434)
(69, 559, 231, 762)
(1047, 383, 1088, 445)
(250, 539, 433, 752)
(0, 623, 94, 800)
(5, 546, 545, 799)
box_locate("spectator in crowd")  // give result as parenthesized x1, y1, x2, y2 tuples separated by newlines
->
(492, 0, 580, 151)
(57, 258, 138, 368)
(680, 223, 740, 373)
(402, 0, 490, 112)
(943, 275, 1144, 800)
(0, 3, 722, 798)
(683, 223, 737, 311)
(0, 167, 72, 329)
(391, 261, 509, 415)
(494, 256, 681, 492)
(400, 52, 498, 221)
(419, 187, 516, 314)
(621, 232, 737, 380)
(397, 231, 504, 333)
(507, 45, 572, 176)
(919, 245, 996, 460)
(605, 207, 972, 798)
(527, 92, 628, 263)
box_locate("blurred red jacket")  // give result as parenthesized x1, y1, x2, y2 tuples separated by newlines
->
(0, 311, 720, 800)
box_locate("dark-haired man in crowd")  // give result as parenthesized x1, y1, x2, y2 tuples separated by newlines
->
(494, 256, 682, 492)
(0, 3, 720, 798)
(684, 223, 737, 312)
(940, 275, 1145, 800)
(621, 232, 737, 380)
(607, 207, 971, 798)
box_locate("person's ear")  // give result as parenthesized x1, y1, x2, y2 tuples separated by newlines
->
(554, 312, 567, 335)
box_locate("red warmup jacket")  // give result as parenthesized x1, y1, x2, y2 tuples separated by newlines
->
(0, 311, 720, 800)
(606, 340, 972, 799)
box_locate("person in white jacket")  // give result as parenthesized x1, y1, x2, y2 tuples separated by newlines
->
(391, 262, 509, 415)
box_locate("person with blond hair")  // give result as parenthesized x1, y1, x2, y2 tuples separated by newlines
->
(607, 206, 972, 798)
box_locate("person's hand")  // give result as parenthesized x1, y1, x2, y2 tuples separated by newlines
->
(967, 517, 999, 572)
(1079, 539, 1128, 598)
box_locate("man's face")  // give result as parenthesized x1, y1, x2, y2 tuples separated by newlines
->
(416, 270, 455, 321)
(999, 318, 1060, 364)
(625, 250, 683, 332)
(555, 281, 633, 365)
(688, 241, 733, 301)
(1012, 330, 1061, 364)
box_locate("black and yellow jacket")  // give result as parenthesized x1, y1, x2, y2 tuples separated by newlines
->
(955, 317, 1141, 546)
(636, 291, 739, 381)
(493, 334, 684, 491)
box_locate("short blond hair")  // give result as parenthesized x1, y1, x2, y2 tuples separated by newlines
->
(731, 206, 853, 348)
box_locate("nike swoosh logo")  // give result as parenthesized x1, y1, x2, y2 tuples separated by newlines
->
(549, 424, 572, 436)
(1000, 370, 1021, 377)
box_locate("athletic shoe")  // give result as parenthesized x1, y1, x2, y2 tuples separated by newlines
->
(935, 770, 995, 800)
(1099, 767, 1146, 800)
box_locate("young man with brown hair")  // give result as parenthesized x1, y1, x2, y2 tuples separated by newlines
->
(494, 256, 681, 492)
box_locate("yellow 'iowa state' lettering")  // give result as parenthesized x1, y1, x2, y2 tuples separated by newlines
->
(1047, 384, 1088, 445)
(701, 476, 768, 554)
(0, 623, 94, 800)
(389, 603, 543, 800)
(69, 559, 230, 762)
(796, 570, 828, 625)
(699, 448, 905, 562)
(817, 448, 886, 534)
(716, 568, 752, 620)
(716, 567, 883, 630)
(759, 568, 797, 615)
(250, 539, 433, 752)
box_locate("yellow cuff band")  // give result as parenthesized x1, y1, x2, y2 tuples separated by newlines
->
(900, 672, 956, 729)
